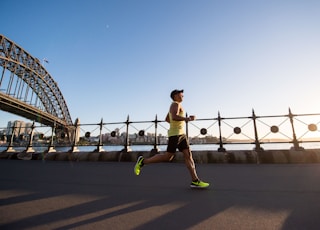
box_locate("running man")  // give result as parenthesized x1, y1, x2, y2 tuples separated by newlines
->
(134, 89, 210, 188)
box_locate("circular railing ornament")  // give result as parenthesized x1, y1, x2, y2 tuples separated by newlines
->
(308, 124, 317, 132)
(138, 130, 145, 136)
(111, 131, 116, 137)
(85, 132, 90, 138)
(270, 125, 279, 133)
(200, 128, 207, 135)
(234, 127, 241, 134)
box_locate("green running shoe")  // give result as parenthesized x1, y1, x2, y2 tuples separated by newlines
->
(190, 180, 210, 189)
(134, 156, 144, 176)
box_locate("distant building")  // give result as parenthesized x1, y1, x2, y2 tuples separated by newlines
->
(25, 122, 33, 135)
(0, 129, 6, 143)
(7, 120, 26, 138)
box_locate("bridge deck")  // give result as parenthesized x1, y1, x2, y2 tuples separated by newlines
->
(0, 160, 320, 229)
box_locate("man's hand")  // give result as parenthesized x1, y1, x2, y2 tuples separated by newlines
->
(185, 115, 196, 122)
(189, 115, 196, 121)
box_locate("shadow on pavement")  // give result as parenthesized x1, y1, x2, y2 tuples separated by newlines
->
(0, 160, 320, 229)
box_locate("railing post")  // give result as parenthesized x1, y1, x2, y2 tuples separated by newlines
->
(252, 109, 263, 151)
(217, 111, 226, 152)
(17, 121, 34, 160)
(118, 115, 132, 162)
(151, 115, 160, 154)
(6, 124, 15, 152)
(288, 108, 303, 150)
(95, 118, 105, 152)
(25, 121, 35, 153)
(123, 115, 131, 152)
(71, 118, 79, 152)
(186, 112, 189, 139)
(47, 122, 56, 153)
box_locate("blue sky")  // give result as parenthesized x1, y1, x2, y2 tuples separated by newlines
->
(1, 0, 320, 128)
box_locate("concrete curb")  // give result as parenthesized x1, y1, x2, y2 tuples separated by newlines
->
(1, 149, 320, 163)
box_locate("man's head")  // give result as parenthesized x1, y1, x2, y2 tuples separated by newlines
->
(170, 89, 184, 101)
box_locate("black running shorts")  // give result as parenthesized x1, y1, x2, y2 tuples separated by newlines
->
(166, 134, 190, 153)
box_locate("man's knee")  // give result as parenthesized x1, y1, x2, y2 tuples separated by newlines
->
(182, 149, 192, 158)
(165, 152, 174, 161)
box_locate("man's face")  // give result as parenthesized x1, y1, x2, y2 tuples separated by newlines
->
(174, 92, 184, 102)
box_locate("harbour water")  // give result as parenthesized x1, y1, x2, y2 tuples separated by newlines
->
(1, 142, 320, 153)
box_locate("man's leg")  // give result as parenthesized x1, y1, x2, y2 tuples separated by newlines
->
(181, 148, 199, 181)
(134, 152, 174, 176)
(182, 148, 210, 188)
(143, 152, 174, 164)
(134, 136, 177, 175)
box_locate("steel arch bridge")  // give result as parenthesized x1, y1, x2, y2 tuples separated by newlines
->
(0, 34, 73, 128)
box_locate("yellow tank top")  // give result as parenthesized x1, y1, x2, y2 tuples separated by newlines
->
(168, 102, 185, 137)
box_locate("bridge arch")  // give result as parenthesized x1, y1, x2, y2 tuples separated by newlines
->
(0, 34, 73, 127)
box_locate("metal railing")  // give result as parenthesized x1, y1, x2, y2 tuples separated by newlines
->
(1, 108, 320, 153)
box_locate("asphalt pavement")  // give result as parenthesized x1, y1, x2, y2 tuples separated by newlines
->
(0, 160, 320, 230)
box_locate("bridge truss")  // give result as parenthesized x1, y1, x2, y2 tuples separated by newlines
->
(0, 34, 73, 128)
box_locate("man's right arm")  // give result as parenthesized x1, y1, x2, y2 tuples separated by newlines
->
(165, 113, 170, 123)
(170, 103, 190, 122)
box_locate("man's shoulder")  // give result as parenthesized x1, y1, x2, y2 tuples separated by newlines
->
(171, 101, 180, 105)
(170, 102, 180, 109)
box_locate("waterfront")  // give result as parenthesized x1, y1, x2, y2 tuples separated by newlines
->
(1, 142, 320, 153)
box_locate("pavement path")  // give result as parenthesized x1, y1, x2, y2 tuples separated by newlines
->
(0, 160, 320, 230)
